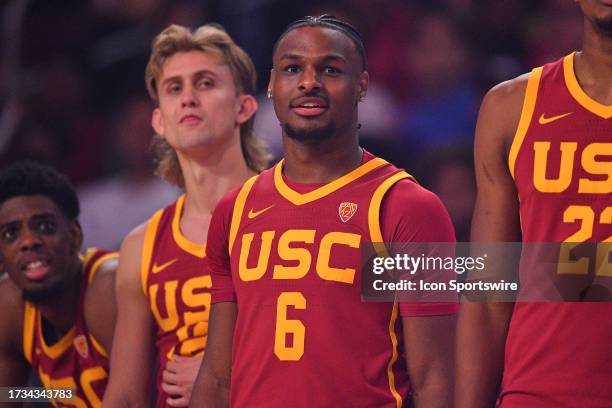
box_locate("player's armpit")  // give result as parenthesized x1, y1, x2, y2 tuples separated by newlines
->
(402, 314, 456, 408)
(0, 278, 30, 407)
(103, 225, 155, 408)
(189, 302, 237, 408)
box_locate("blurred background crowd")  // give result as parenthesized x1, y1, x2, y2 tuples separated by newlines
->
(0, 0, 584, 248)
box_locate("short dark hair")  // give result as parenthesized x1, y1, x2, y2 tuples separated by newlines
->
(273, 14, 366, 71)
(0, 162, 79, 220)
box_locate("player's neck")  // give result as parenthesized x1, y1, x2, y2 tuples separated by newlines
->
(180, 132, 255, 213)
(282, 134, 361, 184)
(37, 264, 81, 335)
(177, 131, 254, 243)
(577, 26, 612, 105)
(574, 51, 612, 105)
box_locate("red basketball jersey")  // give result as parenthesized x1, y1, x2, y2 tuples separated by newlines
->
(141, 195, 211, 407)
(503, 53, 612, 407)
(208, 151, 458, 407)
(23, 248, 118, 408)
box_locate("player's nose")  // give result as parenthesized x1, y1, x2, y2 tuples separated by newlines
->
(19, 228, 43, 252)
(181, 84, 200, 108)
(298, 66, 322, 94)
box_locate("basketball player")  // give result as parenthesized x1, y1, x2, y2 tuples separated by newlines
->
(0, 162, 118, 408)
(190, 15, 458, 407)
(456, 1, 612, 407)
(103, 24, 268, 407)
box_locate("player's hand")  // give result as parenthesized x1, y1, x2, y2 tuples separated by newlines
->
(161, 354, 204, 407)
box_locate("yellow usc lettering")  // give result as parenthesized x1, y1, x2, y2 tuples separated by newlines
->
(148, 276, 211, 346)
(533, 141, 612, 194)
(238, 229, 362, 284)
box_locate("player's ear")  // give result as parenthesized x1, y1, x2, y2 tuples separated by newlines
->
(69, 220, 83, 254)
(358, 70, 369, 102)
(267, 69, 275, 99)
(151, 107, 164, 136)
(235, 94, 258, 125)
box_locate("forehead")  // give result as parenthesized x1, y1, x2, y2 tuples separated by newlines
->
(0, 195, 64, 224)
(274, 26, 359, 64)
(159, 50, 231, 80)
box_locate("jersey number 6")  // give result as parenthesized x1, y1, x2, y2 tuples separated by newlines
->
(274, 292, 306, 361)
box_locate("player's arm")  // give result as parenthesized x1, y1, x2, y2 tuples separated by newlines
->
(382, 180, 458, 407)
(455, 76, 526, 408)
(85, 254, 119, 353)
(189, 189, 238, 408)
(189, 302, 236, 407)
(403, 315, 456, 408)
(103, 226, 156, 408)
(0, 277, 30, 408)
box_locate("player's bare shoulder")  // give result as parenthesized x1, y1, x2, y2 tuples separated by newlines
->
(117, 221, 149, 279)
(84, 252, 119, 351)
(477, 72, 531, 149)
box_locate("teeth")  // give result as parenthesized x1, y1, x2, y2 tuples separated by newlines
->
(26, 261, 45, 270)
(300, 104, 321, 108)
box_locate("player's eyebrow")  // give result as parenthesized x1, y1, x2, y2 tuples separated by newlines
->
(160, 69, 220, 88)
(278, 53, 348, 64)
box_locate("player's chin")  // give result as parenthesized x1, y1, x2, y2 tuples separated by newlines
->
(284, 121, 335, 142)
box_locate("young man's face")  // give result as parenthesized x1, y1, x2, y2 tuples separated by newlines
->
(0, 195, 82, 303)
(152, 50, 252, 155)
(270, 26, 368, 143)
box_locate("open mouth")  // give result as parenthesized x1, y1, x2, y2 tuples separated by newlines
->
(291, 99, 329, 117)
(22, 259, 50, 281)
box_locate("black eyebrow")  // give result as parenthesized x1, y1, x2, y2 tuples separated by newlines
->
(278, 53, 348, 64)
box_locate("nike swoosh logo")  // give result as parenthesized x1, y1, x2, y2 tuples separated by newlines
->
(538, 112, 573, 125)
(152, 258, 178, 274)
(248, 205, 274, 219)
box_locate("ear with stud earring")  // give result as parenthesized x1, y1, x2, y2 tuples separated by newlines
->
(267, 89, 273, 99)
(358, 92, 365, 102)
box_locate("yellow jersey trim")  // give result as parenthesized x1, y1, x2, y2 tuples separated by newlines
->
(368, 172, 413, 255)
(23, 302, 36, 363)
(367, 171, 413, 408)
(141, 209, 164, 296)
(387, 301, 402, 408)
(172, 195, 206, 258)
(564, 52, 612, 119)
(89, 334, 108, 358)
(88, 252, 119, 284)
(508, 66, 543, 179)
(229, 175, 258, 255)
(37, 314, 75, 359)
(274, 157, 388, 206)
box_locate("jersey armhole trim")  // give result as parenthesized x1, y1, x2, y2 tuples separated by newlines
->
(228, 175, 258, 255)
(88, 333, 108, 358)
(508, 66, 543, 179)
(368, 172, 413, 254)
(88, 252, 119, 284)
(22, 302, 36, 363)
(141, 209, 164, 296)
